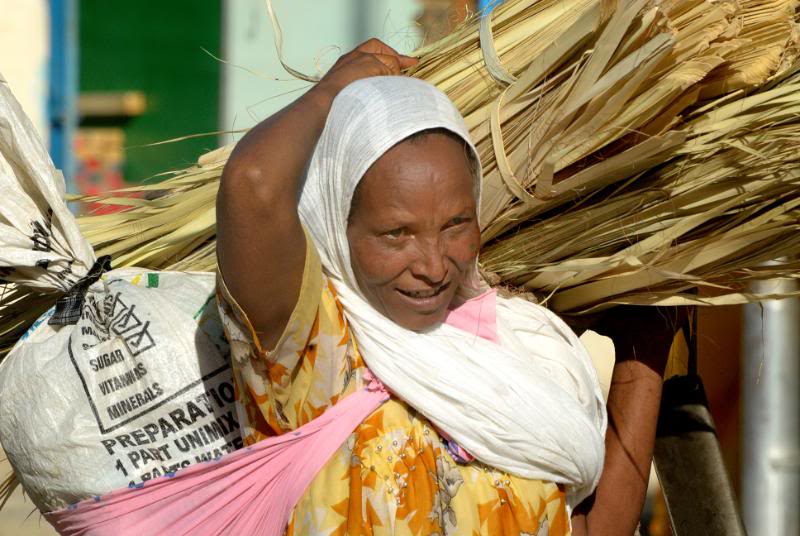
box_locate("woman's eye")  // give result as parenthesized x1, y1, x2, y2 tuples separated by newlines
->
(384, 228, 405, 239)
(447, 217, 469, 228)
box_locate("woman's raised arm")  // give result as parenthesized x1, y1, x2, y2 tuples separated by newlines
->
(571, 307, 686, 535)
(216, 39, 417, 350)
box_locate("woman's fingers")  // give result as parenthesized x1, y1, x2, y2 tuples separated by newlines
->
(397, 54, 419, 69)
(356, 38, 419, 70)
(371, 52, 403, 74)
(332, 51, 402, 79)
(356, 37, 400, 56)
(316, 38, 419, 101)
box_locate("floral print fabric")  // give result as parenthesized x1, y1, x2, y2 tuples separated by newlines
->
(216, 237, 570, 535)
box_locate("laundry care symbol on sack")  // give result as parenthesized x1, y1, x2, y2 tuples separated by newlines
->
(81, 291, 156, 358)
(108, 293, 156, 357)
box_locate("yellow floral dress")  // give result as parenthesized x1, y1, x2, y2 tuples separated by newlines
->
(216, 236, 571, 535)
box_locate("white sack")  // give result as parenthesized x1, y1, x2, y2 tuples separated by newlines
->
(0, 73, 93, 291)
(0, 73, 240, 513)
(0, 270, 240, 512)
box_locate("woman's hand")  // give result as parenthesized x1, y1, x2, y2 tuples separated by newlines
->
(310, 39, 418, 108)
(594, 305, 688, 373)
(566, 305, 687, 374)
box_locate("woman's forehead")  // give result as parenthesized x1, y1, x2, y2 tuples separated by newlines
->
(351, 133, 477, 221)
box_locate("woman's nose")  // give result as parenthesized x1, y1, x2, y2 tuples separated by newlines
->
(409, 238, 447, 283)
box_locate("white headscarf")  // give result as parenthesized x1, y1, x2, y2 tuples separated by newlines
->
(298, 76, 606, 506)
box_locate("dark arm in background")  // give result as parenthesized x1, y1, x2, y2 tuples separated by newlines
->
(570, 307, 685, 535)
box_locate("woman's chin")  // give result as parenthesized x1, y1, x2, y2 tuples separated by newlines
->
(367, 286, 457, 331)
(389, 306, 449, 333)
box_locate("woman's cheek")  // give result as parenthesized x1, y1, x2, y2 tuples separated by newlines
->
(356, 239, 409, 284)
(448, 227, 480, 266)
(469, 223, 481, 257)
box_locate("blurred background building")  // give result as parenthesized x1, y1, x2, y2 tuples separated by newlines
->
(1, 0, 481, 212)
(0, 1, 796, 535)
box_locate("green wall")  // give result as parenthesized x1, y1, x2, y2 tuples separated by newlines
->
(79, 0, 221, 183)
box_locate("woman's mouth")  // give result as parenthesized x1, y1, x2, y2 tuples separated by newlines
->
(395, 282, 450, 312)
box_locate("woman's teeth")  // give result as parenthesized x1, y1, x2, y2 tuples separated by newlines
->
(398, 284, 447, 299)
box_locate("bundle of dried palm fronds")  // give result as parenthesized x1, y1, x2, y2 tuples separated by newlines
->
(481, 65, 800, 310)
(2, 0, 800, 355)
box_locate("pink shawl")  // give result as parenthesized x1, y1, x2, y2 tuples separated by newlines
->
(45, 377, 389, 536)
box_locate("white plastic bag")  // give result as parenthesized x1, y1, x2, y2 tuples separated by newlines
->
(0, 73, 240, 513)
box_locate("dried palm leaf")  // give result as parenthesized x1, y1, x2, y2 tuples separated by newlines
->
(3, 0, 800, 361)
(482, 65, 800, 310)
(0, 469, 20, 511)
(63, 0, 800, 307)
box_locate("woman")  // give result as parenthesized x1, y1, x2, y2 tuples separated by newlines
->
(217, 39, 677, 535)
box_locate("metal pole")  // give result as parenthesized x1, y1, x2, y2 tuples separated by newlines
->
(742, 278, 800, 535)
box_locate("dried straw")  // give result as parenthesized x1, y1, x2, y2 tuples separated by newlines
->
(3, 0, 800, 356)
(481, 63, 800, 311)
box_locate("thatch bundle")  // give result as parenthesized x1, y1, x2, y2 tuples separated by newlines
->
(482, 66, 800, 311)
(2, 0, 800, 355)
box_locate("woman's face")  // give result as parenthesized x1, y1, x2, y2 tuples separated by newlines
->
(346, 132, 480, 332)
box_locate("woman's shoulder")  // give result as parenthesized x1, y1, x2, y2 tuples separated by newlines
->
(216, 235, 367, 432)
(215, 227, 327, 358)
